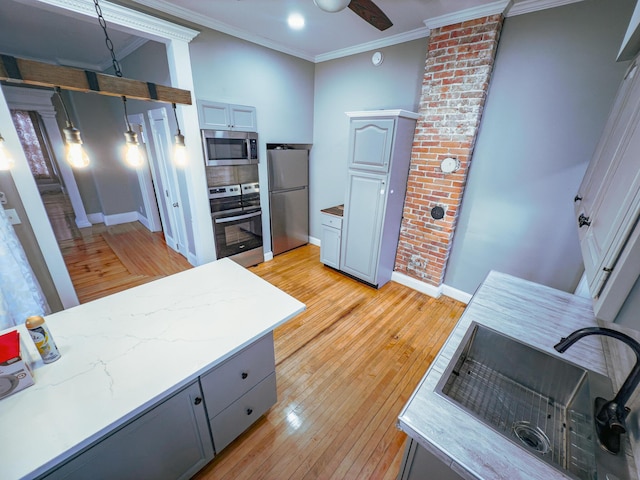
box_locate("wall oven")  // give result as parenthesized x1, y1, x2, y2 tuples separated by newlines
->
(209, 183, 263, 267)
(201, 130, 258, 166)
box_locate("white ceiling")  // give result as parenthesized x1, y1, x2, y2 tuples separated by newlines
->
(0, 0, 579, 68)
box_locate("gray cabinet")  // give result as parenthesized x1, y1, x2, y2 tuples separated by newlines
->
(348, 117, 395, 173)
(42, 381, 214, 480)
(340, 110, 418, 288)
(575, 59, 640, 321)
(200, 332, 276, 454)
(320, 212, 342, 269)
(398, 439, 464, 480)
(197, 100, 257, 131)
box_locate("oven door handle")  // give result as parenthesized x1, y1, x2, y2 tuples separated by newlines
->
(214, 210, 262, 224)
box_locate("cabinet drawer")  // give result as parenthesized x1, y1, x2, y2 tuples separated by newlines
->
(200, 333, 275, 417)
(210, 372, 277, 453)
(321, 214, 342, 229)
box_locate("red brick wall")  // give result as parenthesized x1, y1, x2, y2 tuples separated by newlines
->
(394, 14, 504, 286)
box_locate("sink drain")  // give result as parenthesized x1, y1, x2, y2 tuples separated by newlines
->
(513, 421, 551, 455)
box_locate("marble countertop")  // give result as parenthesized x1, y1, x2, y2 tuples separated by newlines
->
(0, 258, 305, 480)
(397, 270, 636, 479)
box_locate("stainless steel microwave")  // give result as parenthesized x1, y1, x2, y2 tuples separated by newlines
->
(201, 130, 258, 166)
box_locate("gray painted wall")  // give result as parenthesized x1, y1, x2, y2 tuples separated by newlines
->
(444, 0, 634, 295)
(310, 39, 428, 240)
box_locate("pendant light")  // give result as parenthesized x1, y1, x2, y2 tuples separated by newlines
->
(172, 103, 187, 167)
(0, 133, 15, 171)
(55, 87, 90, 168)
(122, 96, 143, 168)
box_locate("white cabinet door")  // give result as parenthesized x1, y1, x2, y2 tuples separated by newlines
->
(340, 171, 387, 285)
(321, 224, 341, 268)
(44, 381, 214, 480)
(574, 61, 640, 319)
(197, 100, 257, 131)
(229, 104, 257, 131)
(348, 118, 395, 173)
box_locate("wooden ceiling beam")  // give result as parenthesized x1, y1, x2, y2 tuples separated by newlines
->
(0, 55, 192, 105)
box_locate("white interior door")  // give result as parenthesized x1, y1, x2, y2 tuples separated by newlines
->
(147, 108, 187, 256)
(127, 114, 162, 233)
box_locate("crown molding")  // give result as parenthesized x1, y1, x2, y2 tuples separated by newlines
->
(32, 0, 199, 42)
(315, 27, 430, 63)
(506, 0, 584, 17)
(424, 0, 512, 30)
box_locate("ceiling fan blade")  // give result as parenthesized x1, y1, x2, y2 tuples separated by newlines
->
(348, 0, 393, 31)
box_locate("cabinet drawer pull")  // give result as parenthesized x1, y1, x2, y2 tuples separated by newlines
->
(246, 408, 253, 415)
(194, 397, 202, 405)
(241, 372, 248, 379)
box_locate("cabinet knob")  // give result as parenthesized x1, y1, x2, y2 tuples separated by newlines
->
(578, 213, 591, 228)
(241, 372, 248, 379)
(194, 397, 202, 406)
(574, 195, 583, 203)
(246, 408, 253, 415)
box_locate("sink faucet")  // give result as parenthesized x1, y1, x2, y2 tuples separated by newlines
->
(554, 327, 640, 454)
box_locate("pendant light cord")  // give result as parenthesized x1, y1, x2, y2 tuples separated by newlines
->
(172, 103, 182, 135)
(122, 96, 132, 131)
(54, 86, 74, 128)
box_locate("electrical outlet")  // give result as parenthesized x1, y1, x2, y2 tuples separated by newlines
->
(5, 208, 21, 225)
(0, 191, 6, 205)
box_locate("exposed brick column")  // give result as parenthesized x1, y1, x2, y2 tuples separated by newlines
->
(394, 14, 504, 286)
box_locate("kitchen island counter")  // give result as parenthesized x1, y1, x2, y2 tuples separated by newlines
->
(0, 258, 305, 480)
(397, 270, 637, 479)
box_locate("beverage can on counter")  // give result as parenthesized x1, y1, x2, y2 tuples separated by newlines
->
(25, 315, 61, 364)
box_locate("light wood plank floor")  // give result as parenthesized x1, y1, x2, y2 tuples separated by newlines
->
(193, 246, 465, 480)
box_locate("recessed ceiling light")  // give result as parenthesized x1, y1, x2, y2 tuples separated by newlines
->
(288, 13, 305, 30)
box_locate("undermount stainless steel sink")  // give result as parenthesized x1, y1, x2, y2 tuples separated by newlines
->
(436, 323, 633, 480)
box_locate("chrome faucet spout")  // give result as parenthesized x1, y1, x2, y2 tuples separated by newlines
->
(554, 327, 640, 454)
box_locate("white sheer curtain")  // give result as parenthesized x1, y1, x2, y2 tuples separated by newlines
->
(0, 203, 49, 330)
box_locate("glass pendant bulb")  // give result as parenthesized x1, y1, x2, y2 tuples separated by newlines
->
(0, 134, 15, 171)
(124, 129, 143, 168)
(63, 125, 90, 168)
(173, 133, 187, 167)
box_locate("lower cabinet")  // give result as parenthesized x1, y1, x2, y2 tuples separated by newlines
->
(320, 212, 342, 269)
(398, 439, 465, 480)
(42, 380, 214, 480)
(200, 332, 276, 454)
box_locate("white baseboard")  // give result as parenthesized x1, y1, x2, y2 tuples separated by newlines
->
(391, 271, 443, 298)
(441, 284, 472, 304)
(264, 251, 274, 262)
(390, 271, 472, 304)
(75, 218, 92, 228)
(137, 212, 151, 230)
(309, 236, 321, 246)
(86, 211, 140, 227)
(104, 211, 139, 226)
(87, 212, 104, 224)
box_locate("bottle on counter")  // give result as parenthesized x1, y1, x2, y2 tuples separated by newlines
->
(25, 315, 61, 364)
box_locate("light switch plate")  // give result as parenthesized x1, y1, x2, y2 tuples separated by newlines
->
(5, 208, 21, 225)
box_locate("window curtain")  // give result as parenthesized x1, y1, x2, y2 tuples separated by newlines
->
(0, 204, 49, 330)
(10, 110, 58, 181)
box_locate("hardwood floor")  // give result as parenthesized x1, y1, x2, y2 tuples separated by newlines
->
(192, 245, 465, 480)
(47, 186, 465, 479)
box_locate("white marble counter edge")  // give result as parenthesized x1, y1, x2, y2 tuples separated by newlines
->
(397, 271, 635, 480)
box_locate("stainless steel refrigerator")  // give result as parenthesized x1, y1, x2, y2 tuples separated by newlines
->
(268, 149, 309, 256)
